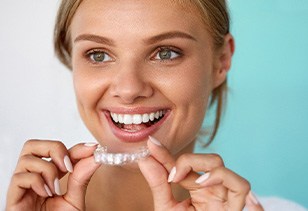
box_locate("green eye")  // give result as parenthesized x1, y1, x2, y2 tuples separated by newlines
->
(87, 50, 112, 63)
(154, 48, 180, 61)
(159, 49, 172, 60)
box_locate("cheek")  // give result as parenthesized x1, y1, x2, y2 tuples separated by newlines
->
(157, 62, 213, 150)
(73, 72, 93, 107)
(160, 61, 213, 109)
(72, 63, 108, 111)
(178, 71, 210, 131)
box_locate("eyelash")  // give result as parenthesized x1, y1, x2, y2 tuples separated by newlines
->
(84, 46, 183, 64)
(151, 46, 183, 62)
(85, 49, 113, 64)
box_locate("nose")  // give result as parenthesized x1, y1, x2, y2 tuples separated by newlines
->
(110, 63, 153, 104)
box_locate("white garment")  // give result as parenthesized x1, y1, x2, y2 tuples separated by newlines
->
(1, 196, 306, 210)
(244, 197, 307, 211)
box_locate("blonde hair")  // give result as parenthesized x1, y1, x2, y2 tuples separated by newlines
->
(54, 0, 230, 146)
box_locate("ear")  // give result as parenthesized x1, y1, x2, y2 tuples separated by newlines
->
(212, 34, 235, 88)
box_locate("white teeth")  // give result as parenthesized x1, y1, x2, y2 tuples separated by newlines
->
(118, 114, 124, 123)
(110, 110, 166, 125)
(149, 113, 155, 121)
(155, 111, 159, 119)
(133, 114, 142, 124)
(123, 114, 133, 124)
(112, 113, 118, 122)
(142, 114, 150, 123)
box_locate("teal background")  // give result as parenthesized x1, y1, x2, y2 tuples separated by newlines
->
(195, 0, 308, 208)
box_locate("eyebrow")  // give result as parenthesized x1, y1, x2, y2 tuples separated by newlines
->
(144, 31, 197, 44)
(74, 31, 197, 45)
(74, 34, 115, 46)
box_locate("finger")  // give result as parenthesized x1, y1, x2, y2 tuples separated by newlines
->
(14, 154, 60, 196)
(195, 167, 250, 211)
(6, 172, 52, 206)
(64, 144, 100, 210)
(246, 191, 264, 211)
(148, 137, 200, 190)
(138, 156, 176, 210)
(68, 142, 98, 163)
(172, 153, 225, 183)
(20, 139, 72, 173)
(147, 136, 176, 171)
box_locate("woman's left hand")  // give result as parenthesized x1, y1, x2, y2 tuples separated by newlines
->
(138, 137, 264, 211)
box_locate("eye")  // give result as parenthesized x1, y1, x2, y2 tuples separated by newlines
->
(86, 50, 113, 63)
(153, 47, 181, 61)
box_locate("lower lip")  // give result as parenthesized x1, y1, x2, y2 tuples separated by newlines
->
(104, 111, 170, 143)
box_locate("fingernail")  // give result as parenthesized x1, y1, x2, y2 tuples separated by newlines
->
(248, 191, 259, 205)
(168, 167, 177, 183)
(148, 136, 162, 146)
(54, 178, 62, 196)
(64, 155, 73, 173)
(44, 184, 53, 197)
(195, 172, 210, 184)
(84, 142, 98, 147)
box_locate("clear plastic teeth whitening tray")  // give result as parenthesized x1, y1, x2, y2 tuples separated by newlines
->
(94, 145, 150, 165)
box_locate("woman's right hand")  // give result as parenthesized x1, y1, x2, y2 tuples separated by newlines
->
(6, 139, 100, 211)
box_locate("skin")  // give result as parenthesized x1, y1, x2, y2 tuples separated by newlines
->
(6, 0, 264, 210)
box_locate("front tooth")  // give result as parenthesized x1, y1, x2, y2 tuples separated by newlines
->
(118, 114, 124, 123)
(123, 114, 133, 124)
(133, 114, 142, 124)
(149, 113, 155, 121)
(142, 114, 150, 123)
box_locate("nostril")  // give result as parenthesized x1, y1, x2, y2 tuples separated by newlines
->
(110, 78, 154, 103)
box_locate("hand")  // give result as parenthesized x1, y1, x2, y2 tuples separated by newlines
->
(6, 140, 100, 211)
(138, 137, 264, 211)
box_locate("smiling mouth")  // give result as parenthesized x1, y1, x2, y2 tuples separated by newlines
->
(110, 110, 167, 132)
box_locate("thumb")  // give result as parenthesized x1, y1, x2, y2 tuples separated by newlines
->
(64, 143, 101, 210)
(138, 156, 176, 210)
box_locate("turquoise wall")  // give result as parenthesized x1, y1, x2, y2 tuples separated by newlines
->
(195, 0, 308, 208)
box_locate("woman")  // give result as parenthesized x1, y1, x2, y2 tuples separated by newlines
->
(6, 0, 264, 210)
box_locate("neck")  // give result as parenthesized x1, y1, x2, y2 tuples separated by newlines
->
(86, 165, 154, 211)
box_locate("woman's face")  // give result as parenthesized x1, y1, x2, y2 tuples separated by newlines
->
(70, 0, 224, 154)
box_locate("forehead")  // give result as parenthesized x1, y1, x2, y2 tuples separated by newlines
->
(70, 0, 210, 42)
(74, 0, 201, 20)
